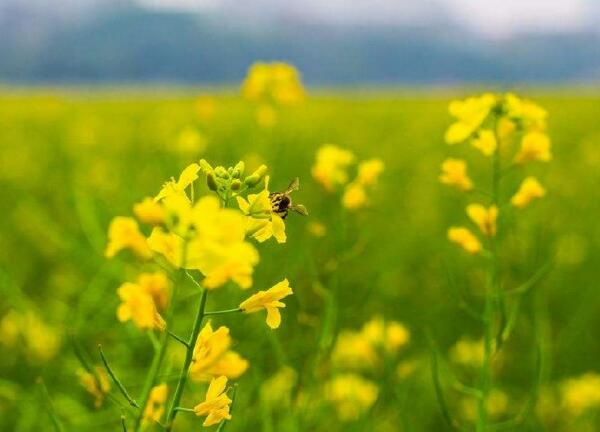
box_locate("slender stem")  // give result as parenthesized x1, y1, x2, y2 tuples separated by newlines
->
(98, 345, 139, 408)
(477, 117, 502, 432)
(133, 240, 190, 431)
(121, 416, 128, 432)
(174, 407, 195, 413)
(165, 288, 209, 430)
(204, 308, 242, 316)
(168, 330, 190, 347)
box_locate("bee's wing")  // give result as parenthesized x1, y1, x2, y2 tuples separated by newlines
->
(291, 204, 308, 216)
(285, 177, 300, 194)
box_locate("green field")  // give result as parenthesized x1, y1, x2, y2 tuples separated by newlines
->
(1, 90, 600, 431)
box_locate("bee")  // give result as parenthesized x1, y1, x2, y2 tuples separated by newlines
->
(269, 177, 308, 219)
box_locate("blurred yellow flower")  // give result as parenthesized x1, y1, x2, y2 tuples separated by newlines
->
(504, 93, 547, 129)
(78, 367, 110, 408)
(143, 383, 168, 424)
(307, 221, 327, 237)
(445, 93, 497, 144)
(357, 159, 385, 186)
(471, 130, 497, 156)
(312, 144, 355, 191)
(237, 177, 286, 244)
(448, 227, 482, 254)
(511, 177, 546, 209)
(449, 337, 484, 367)
(155, 163, 200, 202)
(116, 282, 166, 331)
(342, 182, 367, 210)
(240, 279, 293, 329)
(137, 271, 170, 310)
(175, 127, 207, 154)
(514, 131, 552, 164)
(133, 197, 165, 225)
(324, 374, 379, 421)
(190, 323, 249, 382)
(332, 331, 378, 370)
(360, 316, 410, 354)
(466, 204, 498, 237)
(256, 104, 277, 128)
(439, 158, 473, 191)
(105, 216, 152, 259)
(0, 310, 61, 362)
(195, 96, 216, 121)
(462, 389, 508, 421)
(194, 376, 232, 427)
(560, 373, 600, 417)
(242, 62, 305, 105)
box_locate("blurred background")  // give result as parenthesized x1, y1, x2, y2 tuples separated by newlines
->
(1, 0, 600, 85)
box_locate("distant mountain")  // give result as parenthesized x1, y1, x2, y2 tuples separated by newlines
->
(0, 3, 598, 84)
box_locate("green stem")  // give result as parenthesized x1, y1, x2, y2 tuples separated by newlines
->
(168, 330, 190, 348)
(133, 241, 190, 432)
(98, 345, 139, 408)
(477, 118, 502, 432)
(174, 407, 195, 413)
(165, 288, 209, 430)
(204, 308, 242, 316)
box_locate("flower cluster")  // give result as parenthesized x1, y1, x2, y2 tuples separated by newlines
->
(441, 93, 551, 255)
(103, 158, 298, 428)
(312, 144, 385, 211)
(0, 309, 61, 363)
(325, 316, 410, 421)
(242, 62, 305, 127)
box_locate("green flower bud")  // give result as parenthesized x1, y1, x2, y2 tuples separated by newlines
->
(199, 159, 213, 174)
(244, 174, 261, 187)
(206, 172, 218, 191)
(231, 179, 242, 190)
(251, 164, 268, 180)
(233, 161, 245, 178)
(214, 166, 228, 178)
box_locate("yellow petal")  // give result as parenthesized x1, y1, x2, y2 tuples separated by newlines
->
(266, 307, 282, 329)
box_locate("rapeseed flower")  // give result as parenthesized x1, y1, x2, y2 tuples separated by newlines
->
(137, 272, 170, 310)
(471, 130, 497, 156)
(116, 282, 165, 331)
(332, 331, 378, 370)
(560, 373, 600, 416)
(0, 310, 61, 362)
(504, 93, 547, 129)
(360, 316, 411, 354)
(356, 159, 385, 186)
(439, 159, 473, 191)
(445, 93, 497, 144)
(78, 367, 110, 408)
(511, 177, 546, 209)
(242, 62, 304, 105)
(105, 216, 152, 259)
(448, 227, 482, 254)
(194, 376, 232, 427)
(155, 163, 200, 202)
(143, 384, 168, 424)
(324, 374, 379, 421)
(466, 204, 498, 237)
(449, 337, 485, 367)
(133, 197, 165, 225)
(312, 144, 355, 191)
(237, 177, 286, 244)
(190, 323, 249, 382)
(342, 182, 367, 210)
(514, 131, 552, 164)
(239, 279, 293, 329)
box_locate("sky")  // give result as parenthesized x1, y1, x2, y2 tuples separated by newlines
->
(137, 0, 597, 38)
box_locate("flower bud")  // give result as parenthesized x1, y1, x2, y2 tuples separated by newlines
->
(206, 172, 218, 191)
(244, 174, 261, 187)
(231, 179, 242, 190)
(214, 166, 228, 178)
(199, 159, 213, 174)
(251, 164, 268, 180)
(232, 161, 245, 178)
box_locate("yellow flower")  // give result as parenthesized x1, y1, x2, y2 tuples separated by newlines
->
(194, 376, 232, 427)
(133, 197, 165, 225)
(78, 367, 110, 408)
(448, 227, 482, 254)
(332, 331, 378, 370)
(511, 177, 546, 209)
(175, 127, 207, 154)
(0, 311, 61, 362)
(384, 322, 411, 353)
(155, 163, 200, 202)
(105, 216, 152, 259)
(357, 159, 385, 186)
(242, 62, 304, 105)
(195, 96, 216, 121)
(439, 158, 473, 191)
(137, 272, 170, 310)
(466, 204, 498, 237)
(148, 196, 259, 290)
(514, 131, 552, 164)
(360, 316, 410, 354)
(239, 279, 293, 329)
(307, 221, 327, 237)
(190, 323, 249, 382)
(342, 182, 367, 210)
(445, 93, 497, 144)
(237, 177, 286, 244)
(471, 130, 497, 156)
(324, 374, 379, 421)
(312, 144, 355, 191)
(560, 373, 600, 416)
(116, 282, 165, 331)
(504, 93, 547, 129)
(461, 389, 508, 421)
(449, 337, 484, 367)
(143, 384, 168, 424)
